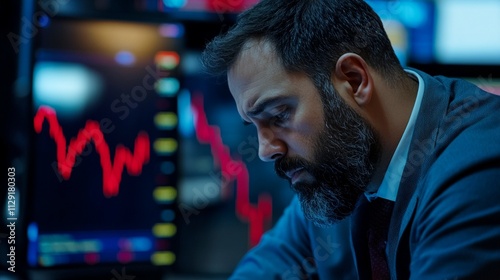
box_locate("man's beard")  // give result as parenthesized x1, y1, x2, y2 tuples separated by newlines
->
(275, 91, 380, 227)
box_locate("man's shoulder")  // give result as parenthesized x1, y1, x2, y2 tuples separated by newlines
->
(411, 68, 500, 186)
(408, 72, 500, 219)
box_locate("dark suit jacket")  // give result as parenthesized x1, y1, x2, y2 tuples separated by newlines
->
(229, 70, 500, 279)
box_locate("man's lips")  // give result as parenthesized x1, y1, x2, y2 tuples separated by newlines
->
(285, 167, 305, 184)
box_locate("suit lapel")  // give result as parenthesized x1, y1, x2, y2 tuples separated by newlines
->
(386, 69, 450, 278)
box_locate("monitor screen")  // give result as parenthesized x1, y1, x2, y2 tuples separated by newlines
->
(30, 18, 183, 273)
(366, 0, 435, 65)
(435, 0, 500, 65)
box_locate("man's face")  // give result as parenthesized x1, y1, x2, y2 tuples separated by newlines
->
(228, 40, 379, 227)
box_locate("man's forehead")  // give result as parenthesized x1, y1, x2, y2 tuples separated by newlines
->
(227, 39, 286, 117)
(231, 38, 279, 74)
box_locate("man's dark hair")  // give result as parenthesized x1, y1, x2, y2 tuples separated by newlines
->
(201, 0, 405, 88)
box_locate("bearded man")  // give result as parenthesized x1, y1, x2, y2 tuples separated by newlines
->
(201, 0, 500, 278)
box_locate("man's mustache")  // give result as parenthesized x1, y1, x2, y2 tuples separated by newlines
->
(275, 156, 312, 180)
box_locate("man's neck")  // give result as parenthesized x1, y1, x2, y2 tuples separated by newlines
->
(368, 73, 419, 191)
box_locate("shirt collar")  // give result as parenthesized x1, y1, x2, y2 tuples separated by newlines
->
(367, 69, 425, 202)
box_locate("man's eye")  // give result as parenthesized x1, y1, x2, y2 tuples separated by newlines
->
(271, 109, 290, 126)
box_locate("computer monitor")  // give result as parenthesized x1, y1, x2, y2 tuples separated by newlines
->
(435, 0, 500, 65)
(27, 17, 183, 279)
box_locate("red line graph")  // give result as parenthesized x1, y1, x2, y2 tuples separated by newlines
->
(34, 106, 150, 197)
(191, 94, 273, 247)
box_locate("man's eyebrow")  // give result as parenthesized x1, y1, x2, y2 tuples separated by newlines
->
(246, 96, 289, 118)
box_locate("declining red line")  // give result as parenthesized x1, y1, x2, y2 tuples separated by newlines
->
(191, 94, 273, 247)
(34, 106, 150, 197)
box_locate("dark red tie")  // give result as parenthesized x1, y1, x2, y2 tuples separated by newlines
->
(367, 197, 395, 280)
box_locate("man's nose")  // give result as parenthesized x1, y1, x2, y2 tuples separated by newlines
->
(257, 128, 285, 162)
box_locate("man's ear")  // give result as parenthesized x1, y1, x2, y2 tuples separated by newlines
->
(333, 53, 373, 106)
